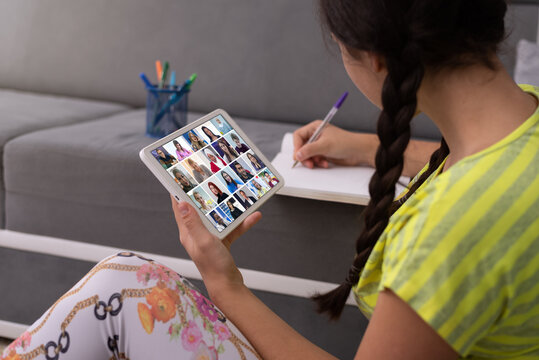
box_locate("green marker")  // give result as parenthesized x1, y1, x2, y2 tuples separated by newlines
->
(159, 61, 169, 88)
(185, 73, 197, 90)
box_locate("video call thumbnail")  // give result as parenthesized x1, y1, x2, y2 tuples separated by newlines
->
(189, 187, 217, 214)
(152, 115, 278, 232)
(233, 187, 258, 209)
(207, 206, 231, 232)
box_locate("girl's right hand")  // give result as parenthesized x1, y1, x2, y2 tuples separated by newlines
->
(171, 197, 262, 301)
(293, 120, 375, 169)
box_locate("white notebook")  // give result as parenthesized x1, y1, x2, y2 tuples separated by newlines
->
(271, 133, 409, 205)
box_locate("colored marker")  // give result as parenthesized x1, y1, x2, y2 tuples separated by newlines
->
(170, 73, 197, 102)
(183, 73, 197, 91)
(155, 61, 163, 82)
(292, 91, 349, 168)
(169, 70, 176, 88)
(139, 73, 154, 89)
(159, 61, 169, 88)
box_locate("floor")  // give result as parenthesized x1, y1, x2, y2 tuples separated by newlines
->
(0, 337, 12, 353)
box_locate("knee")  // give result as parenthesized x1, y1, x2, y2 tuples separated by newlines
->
(94, 252, 183, 287)
(95, 251, 155, 267)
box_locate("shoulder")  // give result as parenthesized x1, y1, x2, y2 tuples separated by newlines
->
(389, 129, 539, 259)
(378, 129, 539, 356)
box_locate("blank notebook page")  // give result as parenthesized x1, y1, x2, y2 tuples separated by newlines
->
(271, 133, 409, 205)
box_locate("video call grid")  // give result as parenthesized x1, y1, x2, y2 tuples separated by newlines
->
(152, 115, 279, 232)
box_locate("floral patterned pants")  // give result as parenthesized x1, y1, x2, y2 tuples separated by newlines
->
(2, 253, 260, 360)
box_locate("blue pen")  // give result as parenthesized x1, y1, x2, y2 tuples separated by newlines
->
(139, 73, 154, 89)
(169, 71, 176, 88)
(140, 72, 160, 101)
(168, 70, 178, 127)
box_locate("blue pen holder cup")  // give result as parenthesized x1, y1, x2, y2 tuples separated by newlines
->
(145, 87, 189, 138)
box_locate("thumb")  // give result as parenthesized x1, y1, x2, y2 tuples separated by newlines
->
(172, 199, 210, 242)
(295, 140, 327, 162)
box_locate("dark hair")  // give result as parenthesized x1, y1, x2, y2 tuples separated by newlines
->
(314, 0, 507, 319)
(217, 139, 238, 157)
(202, 126, 219, 139)
(221, 170, 239, 187)
(211, 211, 225, 224)
(227, 198, 237, 208)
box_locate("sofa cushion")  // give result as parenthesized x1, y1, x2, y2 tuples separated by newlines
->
(0, 89, 129, 227)
(514, 39, 539, 86)
(0, 2, 536, 140)
(4, 109, 364, 283)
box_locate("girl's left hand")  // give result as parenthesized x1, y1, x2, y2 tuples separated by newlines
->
(171, 196, 262, 299)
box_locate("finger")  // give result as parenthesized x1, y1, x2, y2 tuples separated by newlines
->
(295, 140, 328, 163)
(312, 155, 324, 164)
(223, 211, 263, 249)
(313, 158, 329, 168)
(293, 121, 322, 155)
(171, 198, 212, 246)
(312, 156, 327, 168)
(301, 159, 314, 169)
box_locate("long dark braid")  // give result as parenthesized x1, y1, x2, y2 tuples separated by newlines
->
(313, 47, 426, 319)
(314, 0, 506, 319)
(390, 138, 449, 214)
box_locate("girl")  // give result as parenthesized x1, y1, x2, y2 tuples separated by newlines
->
(250, 180, 268, 199)
(204, 148, 227, 173)
(177, 0, 539, 358)
(172, 169, 196, 193)
(216, 139, 239, 163)
(154, 148, 177, 169)
(226, 199, 244, 220)
(221, 170, 244, 193)
(235, 189, 257, 209)
(246, 152, 265, 171)
(191, 190, 216, 213)
(185, 158, 212, 183)
(261, 171, 278, 188)
(187, 131, 207, 151)
(172, 139, 192, 161)
(6, 1, 538, 359)
(201, 126, 220, 142)
(207, 181, 229, 204)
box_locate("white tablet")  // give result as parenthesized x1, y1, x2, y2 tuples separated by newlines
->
(139, 109, 285, 239)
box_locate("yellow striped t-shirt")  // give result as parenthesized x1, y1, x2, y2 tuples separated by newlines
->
(353, 84, 539, 359)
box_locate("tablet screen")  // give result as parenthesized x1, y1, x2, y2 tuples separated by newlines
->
(150, 114, 280, 232)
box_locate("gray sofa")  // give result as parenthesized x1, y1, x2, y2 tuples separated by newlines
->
(0, 1, 537, 358)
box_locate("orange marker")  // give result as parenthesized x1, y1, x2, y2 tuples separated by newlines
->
(155, 61, 163, 83)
